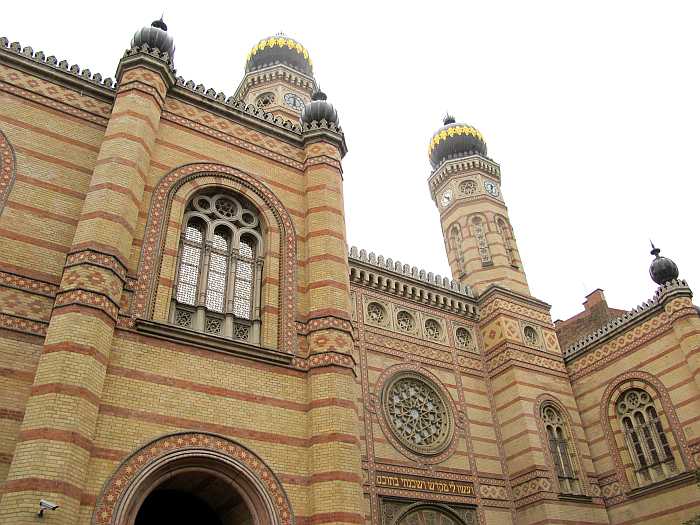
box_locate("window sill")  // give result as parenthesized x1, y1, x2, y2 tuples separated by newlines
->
(627, 470, 696, 499)
(135, 318, 293, 367)
(557, 493, 592, 503)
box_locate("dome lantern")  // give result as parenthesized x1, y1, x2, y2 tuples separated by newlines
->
(649, 242, 679, 285)
(428, 115, 487, 169)
(131, 17, 175, 58)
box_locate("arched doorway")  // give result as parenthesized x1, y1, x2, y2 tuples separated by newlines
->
(394, 503, 477, 525)
(133, 465, 254, 525)
(93, 433, 293, 525)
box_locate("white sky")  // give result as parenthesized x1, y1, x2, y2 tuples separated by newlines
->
(6, 1, 699, 321)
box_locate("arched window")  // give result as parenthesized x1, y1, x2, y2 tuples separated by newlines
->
(541, 404, 580, 494)
(496, 217, 517, 267)
(616, 389, 676, 484)
(448, 224, 465, 276)
(470, 216, 492, 265)
(171, 191, 263, 343)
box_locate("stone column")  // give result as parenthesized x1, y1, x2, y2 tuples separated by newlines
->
(0, 49, 174, 524)
(302, 128, 364, 525)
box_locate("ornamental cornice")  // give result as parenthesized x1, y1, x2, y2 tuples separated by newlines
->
(428, 156, 501, 194)
(234, 64, 316, 99)
(349, 246, 477, 317)
(0, 36, 115, 101)
(478, 284, 552, 315)
(563, 279, 693, 362)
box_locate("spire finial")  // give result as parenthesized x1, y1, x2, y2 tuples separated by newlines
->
(443, 112, 456, 125)
(311, 85, 327, 101)
(650, 240, 661, 257)
(151, 15, 168, 31)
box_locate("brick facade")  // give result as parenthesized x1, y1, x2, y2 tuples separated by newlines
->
(0, 25, 698, 525)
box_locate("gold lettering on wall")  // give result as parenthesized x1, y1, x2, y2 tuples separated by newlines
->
(374, 473, 474, 497)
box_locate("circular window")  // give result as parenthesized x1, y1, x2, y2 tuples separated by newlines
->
(455, 327, 473, 349)
(255, 92, 275, 108)
(459, 179, 477, 195)
(213, 196, 239, 220)
(396, 311, 415, 332)
(424, 319, 442, 340)
(382, 373, 453, 455)
(523, 325, 539, 346)
(366, 302, 386, 324)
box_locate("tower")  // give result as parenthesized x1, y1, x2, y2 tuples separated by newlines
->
(428, 116, 530, 296)
(233, 35, 316, 121)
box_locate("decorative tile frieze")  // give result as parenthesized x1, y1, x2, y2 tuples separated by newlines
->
(54, 288, 120, 321)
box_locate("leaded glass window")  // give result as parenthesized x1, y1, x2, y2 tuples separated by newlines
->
(172, 191, 263, 343)
(541, 404, 580, 494)
(616, 389, 676, 485)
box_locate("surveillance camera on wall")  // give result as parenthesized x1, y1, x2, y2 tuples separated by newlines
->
(38, 499, 59, 517)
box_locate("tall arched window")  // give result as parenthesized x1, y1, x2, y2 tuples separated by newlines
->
(541, 404, 580, 494)
(448, 224, 465, 276)
(469, 216, 492, 265)
(616, 389, 676, 484)
(496, 217, 517, 267)
(171, 191, 263, 344)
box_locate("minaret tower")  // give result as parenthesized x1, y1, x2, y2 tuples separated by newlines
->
(234, 35, 316, 121)
(428, 115, 530, 296)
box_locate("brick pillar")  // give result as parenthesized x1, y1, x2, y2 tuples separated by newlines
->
(302, 130, 364, 525)
(0, 50, 174, 524)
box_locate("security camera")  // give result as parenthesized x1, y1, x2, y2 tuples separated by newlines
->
(38, 499, 59, 517)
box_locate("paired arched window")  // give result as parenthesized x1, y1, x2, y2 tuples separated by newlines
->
(171, 191, 263, 343)
(541, 404, 580, 494)
(616, 388, 676, 484)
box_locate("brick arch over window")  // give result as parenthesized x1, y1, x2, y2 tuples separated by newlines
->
(599, 371, 694, 492)
(92, 431, 294, 525)
(534, 394, 591, 496)
(132, 163, 297, 354)
(0, 129, 17, 217)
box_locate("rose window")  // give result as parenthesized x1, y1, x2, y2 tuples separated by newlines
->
(424, 319, 442, 340)
(396, 311, 415, 332)
(455, 327, 473, 349)
(459, 179, 477, 195)
(524, 326, 539, 346)
(367, 302, 385, 324)
(383, 374, 452, 455)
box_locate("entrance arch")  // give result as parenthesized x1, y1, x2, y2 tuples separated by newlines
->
(393, 503, 477, 525)
(93, 432, 294, 525)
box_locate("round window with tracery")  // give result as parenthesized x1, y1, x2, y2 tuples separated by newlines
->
(382, 373, 453, 455)
(367, 302, 386, 324)
(424, 319, 442, 340)
(459, 179, 477, 195)
(455, 327, 473, 349)
(396, 311, 415, 332)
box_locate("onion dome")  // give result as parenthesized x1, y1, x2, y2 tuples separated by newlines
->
(429, 114, 487, 168)
(246, 35, 312, 76)
(301, 88, 339, 126)
(131, 17, 175, 58)
(649, 242, 679, 285)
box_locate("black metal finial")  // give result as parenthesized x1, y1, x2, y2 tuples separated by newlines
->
(311, 86, 327, 101)
(650, 240, 661, 257)
(443, 113, 456, 125)
(648, 241, 679, 285)
(151, 15, 167, 31)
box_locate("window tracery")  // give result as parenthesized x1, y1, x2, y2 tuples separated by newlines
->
(459, 179, 477, 196)
(523, 325, 539, 347)
(396, 311, 416, 332)
(470, 216, 491, 265)
(424, 319, 442, 340)
(616, 388, 676, 484)
(171, 191, 263, 344)
(367, 302, 386, 324)
(255, 92, 275, 108)
(455, 327, 475, 351)
(541, 404, 580, 494)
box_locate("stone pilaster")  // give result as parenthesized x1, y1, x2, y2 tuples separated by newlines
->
(0, 48, 174, 524)
(302, 128, 363, 525)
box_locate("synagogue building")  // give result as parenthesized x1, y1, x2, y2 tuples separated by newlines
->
(0, 18, 698, 525)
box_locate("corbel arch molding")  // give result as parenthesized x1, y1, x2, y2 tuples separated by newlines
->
(132, 163, 297, 354)
(0, 129, 17, 218)
(599, 370, 694, 492)
(533, 393, 591, 496)
(92, 431, 294, 525)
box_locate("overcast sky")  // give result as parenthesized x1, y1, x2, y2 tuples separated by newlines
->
(5, 1, 699, 320)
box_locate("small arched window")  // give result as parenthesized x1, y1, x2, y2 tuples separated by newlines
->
(496, 217, 517, 267)
(470, 216, 492, 265)
(171, 191, 263, 343)
(541, 404, 581, 494)
(616, 389, 676, 484)
(448, 224, 465, 275)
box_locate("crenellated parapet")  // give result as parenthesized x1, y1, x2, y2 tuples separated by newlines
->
(348, 246, 477, 316)
(564, 278, 693, 360)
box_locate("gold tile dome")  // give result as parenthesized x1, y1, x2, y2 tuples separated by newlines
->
(428, 115, 487, 168)
(245, 35, 313, 76)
